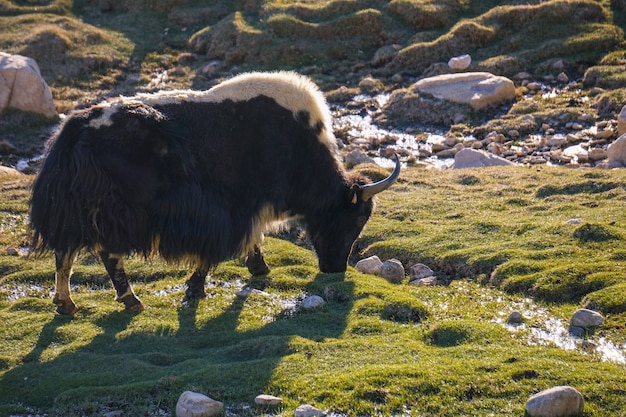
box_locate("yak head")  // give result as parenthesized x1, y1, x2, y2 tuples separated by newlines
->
(310, 153, 401, 273)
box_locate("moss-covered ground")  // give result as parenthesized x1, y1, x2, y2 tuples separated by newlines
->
(1, 165, 625, 416)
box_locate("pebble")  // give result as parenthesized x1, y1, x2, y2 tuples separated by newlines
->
(378, 258, 405, 283)
(570, 308, 604, 328)
(176, 391, 223, 417)
(409, 276, 437, 286)
(525, 386, 584, 417)
(255, 394, 283, 406)
(302, 295, 325, 310)
(409, 263, 434, 280)
(355, 255, 383, 275)
(294, 404, 326, 417)
(506, 311, 523, 324)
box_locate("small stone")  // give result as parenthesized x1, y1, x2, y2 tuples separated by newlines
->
(409, 263, 434, 280)
(345, 148, 375, 168)
(595, 129, 614, 140)
(302, 295, 325, 310)
(588, 148, 607, 162)
(379, 259, 405, 283)
(527, 82, 541, 90)
(570, 308, 604, 328)
(569, 325, 586, 338)
(409, 276, 437, 286)
(565, 218, 584, 225)
(557, 72, 569, 83)
(506, 311, 523, 324)
(255, 394, 283, 406)
(355, 255, 383, 275)
(295, 404, 326, 417)
(176, 391, 223, 417)
(6, 247, 18, 256)
(525, 386, 584, 417)
(448, 54, 471, 70)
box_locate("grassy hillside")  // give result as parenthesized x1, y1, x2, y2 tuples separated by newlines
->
(0, 166, 625, 416)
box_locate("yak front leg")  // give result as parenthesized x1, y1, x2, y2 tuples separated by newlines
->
(185, 265, 209, 301)
(53, 250, 79, 315)
(100, 251, 144, 311)
(245, 244, 270, 276)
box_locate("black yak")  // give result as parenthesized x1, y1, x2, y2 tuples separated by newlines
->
(30, 71, 400, 315)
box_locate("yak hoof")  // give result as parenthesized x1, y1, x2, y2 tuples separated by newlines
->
(53, 295, 78, 316)
(118, 294, 145, 312)
(184, 286, 206, 301)
(246, 258, 271, 276)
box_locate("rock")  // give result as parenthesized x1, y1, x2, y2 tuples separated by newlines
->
(525, 386, 584, 417)
(358, 77, 383, 94)
(176, 391, 223, 417)
(409, 276, 437, 286)
(570, 308, 604, 328)
(506, 311, 523, 324)
(451, 149, 516, 169)
(294, 404, 326, 417)
(413, 72, 515, 110)
(409, 263, 434, 280)
(345, 148, 375, 168)
(587, 148, 607, 162)
(618, 105, 626, 137)
(0, 52, 56, 118)
(569, 325, 586, 338)
(355, 255, 383, 275)
(379, 258, 405, 283)
(302, 295, 325, 310)
(6, 247, 18, 256)
(255, 394, 283, 406)
(448, 54, 471, 70)
(606, 133, 626, 168)
(371, 45, 400, 67)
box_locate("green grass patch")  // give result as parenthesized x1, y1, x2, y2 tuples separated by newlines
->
(1, 166, 626, 415)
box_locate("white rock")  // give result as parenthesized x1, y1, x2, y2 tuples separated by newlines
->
(355, 255, 383, 275)
(606, 133, 626, 168)
(414, 72, 515, 110)
(570, 308, 604, 328)
(618, 105, 626, 137)
(302, 295, 325, 310)
(255, 394, 283, 406)
(379, 259, 405, 283)
(294, 404, 326, 417)
(345, 148, 375, 168)
(176, 391, 223, 417)
(448, 54, 471, 70)
(525, 386, 584, 417)
(409, 263, 434, 280)
(0, 52, 56, 118)
(451, 148, 516, 169)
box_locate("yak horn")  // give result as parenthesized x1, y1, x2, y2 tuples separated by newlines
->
(360, 152, 401, 201)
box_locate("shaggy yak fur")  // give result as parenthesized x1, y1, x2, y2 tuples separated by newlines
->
(30, 71, 400, 315)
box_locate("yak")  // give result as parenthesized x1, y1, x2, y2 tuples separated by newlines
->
(30, 71, 400, 315)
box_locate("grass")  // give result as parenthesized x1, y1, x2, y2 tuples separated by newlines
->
(0, 165, 625, 416)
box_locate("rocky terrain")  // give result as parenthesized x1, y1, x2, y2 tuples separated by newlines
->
(1, 0, 626, 172)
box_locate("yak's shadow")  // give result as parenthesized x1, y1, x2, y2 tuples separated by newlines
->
(0, 269, 354, 414)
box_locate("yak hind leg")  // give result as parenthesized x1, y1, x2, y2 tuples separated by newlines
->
(185, 264, 209, 301)
(245, 244, 270, 276)
(100, 251, 144, 312)
(53, 250, 79, 315)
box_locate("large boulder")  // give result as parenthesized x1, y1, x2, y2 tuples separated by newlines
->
(451, 148, 516, 169)
(413, 72, 515, 110)
(525, 386, 584, 417)
(0, 52, 56, 118)
(380, 72, 515, 126)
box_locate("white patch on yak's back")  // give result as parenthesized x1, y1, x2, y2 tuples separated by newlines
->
(87, 71, 338, 154)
